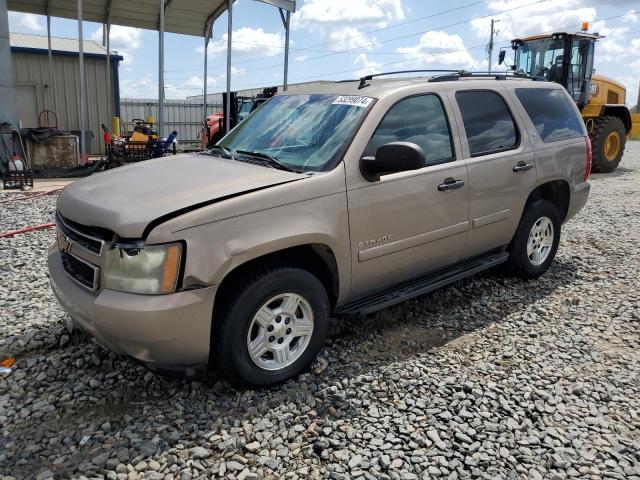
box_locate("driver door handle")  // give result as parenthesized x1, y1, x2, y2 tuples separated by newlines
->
(438, 178, 465, 191)
(513, 161, 534, 173)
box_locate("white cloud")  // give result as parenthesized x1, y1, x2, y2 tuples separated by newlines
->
(622, 10, 638, 23)
(8, 12, 44, 33)
(471, 1, 597, 43)
(120, 75, 156, 99)
(469, 0, 640, 76)
(90, 25, 143, 65)
(197, 27, 284, 57)
(397, 31, 478, 69)
(326, 26, 378, 51)
(354, 54, 382, 77)
(292, 0, 404, 51)
(615, 76, 639, 109)
(125, 66, 248, 100)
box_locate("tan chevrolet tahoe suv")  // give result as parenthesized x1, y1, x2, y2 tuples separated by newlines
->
(49, 72, 591, 387)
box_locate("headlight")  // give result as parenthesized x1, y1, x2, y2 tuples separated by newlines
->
(104, 242, 183, 295)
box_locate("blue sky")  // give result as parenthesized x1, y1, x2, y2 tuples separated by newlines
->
(8, 0, 640, 106)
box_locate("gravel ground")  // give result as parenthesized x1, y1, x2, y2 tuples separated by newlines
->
(1, 143, 639, 480)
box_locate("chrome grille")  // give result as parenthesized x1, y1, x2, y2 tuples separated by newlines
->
(60, 251, 99, 291)
(55, 212, 112, 256)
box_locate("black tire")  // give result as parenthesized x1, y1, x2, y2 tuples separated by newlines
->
(214, 267, 329, 387)
(590, 116, 626, 173)
(507, 200, 561, 279)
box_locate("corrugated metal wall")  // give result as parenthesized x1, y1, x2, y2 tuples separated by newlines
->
(120, 98, 222, 149)
(11, 50, 115, 155)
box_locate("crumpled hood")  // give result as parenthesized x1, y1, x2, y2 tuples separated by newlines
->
(57, 153, 304, 238)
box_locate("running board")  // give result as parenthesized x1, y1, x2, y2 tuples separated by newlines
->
(336, 250, 509, 315)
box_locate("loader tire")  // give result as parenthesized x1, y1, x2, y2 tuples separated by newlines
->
(589, 116, 626, 173)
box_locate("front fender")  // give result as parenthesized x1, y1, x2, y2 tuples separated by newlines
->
(149, 190, 352, 305)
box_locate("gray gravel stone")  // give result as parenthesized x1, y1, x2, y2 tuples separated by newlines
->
(1, 144, 640, 479)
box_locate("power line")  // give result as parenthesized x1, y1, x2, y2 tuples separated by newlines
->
(170, 11, 640, 91)
(166, 0, 549, 80)
(226, 16, 640, 91)
(164, 0, 488, 73)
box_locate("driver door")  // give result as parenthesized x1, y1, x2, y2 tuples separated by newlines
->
(347, 94, 470, 299)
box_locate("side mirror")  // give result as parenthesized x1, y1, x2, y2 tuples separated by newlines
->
(361, 141, 426, 181)
(498, 50, 506, 65)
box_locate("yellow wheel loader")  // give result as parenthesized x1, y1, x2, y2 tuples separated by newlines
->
(503, 26, 639, 172)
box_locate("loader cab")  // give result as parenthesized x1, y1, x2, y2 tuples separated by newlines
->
(509, 33, 596, 109)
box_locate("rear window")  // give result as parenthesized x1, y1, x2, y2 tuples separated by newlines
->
(515, 88, 585, 143)
(455, 90, 519, 157)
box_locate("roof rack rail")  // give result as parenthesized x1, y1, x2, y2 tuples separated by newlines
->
(356, 69, 546, 88)
(357, 69, 462, 89)
(428, 70, 547, 82)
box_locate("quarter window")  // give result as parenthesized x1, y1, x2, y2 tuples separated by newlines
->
(515, 88, 585, 143)
(455, 90, 519, 157)
(366, 95, 454, 166)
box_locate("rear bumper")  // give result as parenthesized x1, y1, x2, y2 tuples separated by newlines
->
(48, 246, 216, 378)
(566, 180, 590, 221)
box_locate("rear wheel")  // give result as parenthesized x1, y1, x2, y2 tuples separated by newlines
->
(214, 267, 329, 387)
(590, 116, 626, 173)
(507, 200, 561, 279)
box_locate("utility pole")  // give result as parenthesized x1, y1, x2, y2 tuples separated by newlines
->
(487, 19, 499, 73)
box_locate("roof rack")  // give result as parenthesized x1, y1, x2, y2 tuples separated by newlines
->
(356, 69, 546, 88)
(358, 69, 461, 89)
(428, 70, 547, 82)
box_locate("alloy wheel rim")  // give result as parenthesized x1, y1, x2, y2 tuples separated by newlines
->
(527, 216, 554, 266)
(246, 293, 314, 371)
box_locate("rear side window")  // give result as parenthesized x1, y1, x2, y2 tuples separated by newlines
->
(515, 88, 585, 143)
(366, 94, 454, 166)
(455, 90, 519, 157)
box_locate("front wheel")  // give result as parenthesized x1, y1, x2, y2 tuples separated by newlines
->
(590, 116, 626, 173)
(506, 200, 561, 279)
(214, 267, 329, 387)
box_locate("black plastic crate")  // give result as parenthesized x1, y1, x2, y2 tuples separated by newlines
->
(2, 170, 34, 190)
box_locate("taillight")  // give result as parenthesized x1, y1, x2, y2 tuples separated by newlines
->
(585, 135, 592, 181)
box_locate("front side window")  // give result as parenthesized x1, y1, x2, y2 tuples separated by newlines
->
(218, 94, 373, 171)
(515, 88, 585, 143)
(455, 90, 518, 157)
(365, 94, 454, 166)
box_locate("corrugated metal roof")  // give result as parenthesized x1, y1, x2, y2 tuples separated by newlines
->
(10, 32, 116, 56)
(7, 1, 295, 38)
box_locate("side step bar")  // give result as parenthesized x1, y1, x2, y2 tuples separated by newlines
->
(336, 250, 509, 315)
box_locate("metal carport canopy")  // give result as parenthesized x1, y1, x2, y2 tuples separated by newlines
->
(8, 0, 295, 37)
(7, 0, 296, 162)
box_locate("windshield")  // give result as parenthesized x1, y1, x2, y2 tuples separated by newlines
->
(514, 38, 565, 82)
(217, 94, 373, 172)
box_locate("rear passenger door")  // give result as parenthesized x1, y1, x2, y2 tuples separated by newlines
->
(509, 87, 587, 189)
(448, 88, 537, 258)
(347, 94, 469, 299)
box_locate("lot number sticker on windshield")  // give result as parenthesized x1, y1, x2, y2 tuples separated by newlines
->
(332, 96, 373, 108)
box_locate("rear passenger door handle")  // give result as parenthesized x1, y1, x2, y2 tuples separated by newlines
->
(513, 161, 534, 173)
(438, 178, 465, 191)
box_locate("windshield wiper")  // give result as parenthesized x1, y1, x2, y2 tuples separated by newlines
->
(235, 149, 298, 173)
(204, 145, 235, 160)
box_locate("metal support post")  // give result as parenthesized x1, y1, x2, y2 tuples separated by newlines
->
(279, 8, 290, 91)
(46, 13, 56, 111)
(158, 0, 165, 138)
(77, 0, 86, 163)
(225, 0, 233, 134)
(204, 31, 209, 126)
(104, 23, 111, 119)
